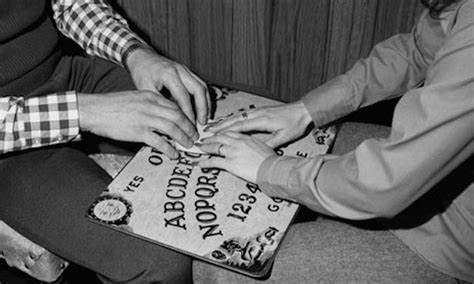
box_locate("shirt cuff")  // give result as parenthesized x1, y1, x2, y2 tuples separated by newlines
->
(256, 154, 337, 216)
(257, 155, 327, 202)
(257, 155, 297, 200)
(23, 91, 81, 149)
(121, 40, 153, 71)
(301, 75, 355, 127)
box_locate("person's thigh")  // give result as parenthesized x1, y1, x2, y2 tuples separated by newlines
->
(0, 147, 191, 283)
(67, 56, 144, 154)
(66, 56, 135, 94)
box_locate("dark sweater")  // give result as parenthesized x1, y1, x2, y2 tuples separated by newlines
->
(0, 0, 61, 97)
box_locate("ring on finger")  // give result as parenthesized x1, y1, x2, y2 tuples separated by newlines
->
(217, 144, 224, 156)
(241, 111, 248, 120)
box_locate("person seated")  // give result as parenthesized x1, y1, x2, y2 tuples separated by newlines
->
(0, 0, 209, 282)
(197, 0, 474, 282)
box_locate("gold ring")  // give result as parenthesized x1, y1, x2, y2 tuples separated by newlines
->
(241, 112, 248, 120)
(217, 144, 224, 156)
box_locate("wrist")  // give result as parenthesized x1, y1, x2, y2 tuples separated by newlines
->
(293, 100, 313, 127)
(77, 93, 96, 132)
(122, 42, 154, 72)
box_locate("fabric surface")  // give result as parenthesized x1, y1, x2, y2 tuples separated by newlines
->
(0, 56, 192, 283)
(193, 218, 456, 284)
(0, 0, 149, 155)
(0, 92, 80, 154)
(256, 1, 474, 280)
(0, 0, 61, 97)
(193, 122, 456, 283)
(52, 0, 146, 66)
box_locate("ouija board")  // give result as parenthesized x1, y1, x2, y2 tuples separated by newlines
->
(86, 86, 336, 277)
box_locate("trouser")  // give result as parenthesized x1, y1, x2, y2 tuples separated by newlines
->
(0, 55, 192, 283)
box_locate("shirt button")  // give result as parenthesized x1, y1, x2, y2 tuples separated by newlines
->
(57, 135, 65, 142)
(33, 137, 41, 144)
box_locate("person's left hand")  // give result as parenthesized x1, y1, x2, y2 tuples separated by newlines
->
(196, 132, 277, 183)
(126, 47, 211, 125)
(205, 101, 313, 148)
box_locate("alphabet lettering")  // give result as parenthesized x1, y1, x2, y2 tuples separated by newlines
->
(164, 214, 186, 230)
(164, 201, 185, 213)
(167, 177, 188, 189)
(172, 166, 192, 179)
(199, 224, 223, 239)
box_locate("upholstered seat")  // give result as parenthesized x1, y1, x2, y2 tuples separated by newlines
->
(0, 220, 69, 282)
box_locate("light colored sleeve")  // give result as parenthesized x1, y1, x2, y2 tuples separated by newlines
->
(257, 3, 474, 219)
(51, 0, 148, 66)
(0, 92, 81, 155)
(301, 12, 430, 127)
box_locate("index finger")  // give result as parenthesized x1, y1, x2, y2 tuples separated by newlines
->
(162, 72, 196, 124)
(206, 112, 244, 133)
(181, 69, 210, 125)
(218, 118, 272, 134)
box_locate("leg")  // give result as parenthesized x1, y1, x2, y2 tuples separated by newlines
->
(0, 147, 191, 283)
(66, 55, 142, 155)
(65, 56, 136, 94)
(1, 57, 192, 283)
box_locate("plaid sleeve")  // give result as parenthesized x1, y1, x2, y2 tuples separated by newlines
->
(52, 0, 148, 66)
(0, 92, 80, 154)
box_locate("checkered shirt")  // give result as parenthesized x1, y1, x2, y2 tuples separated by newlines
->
(52, 0, 146, 65)
(0, 93, 80, 153)
(1, 0, 147, 154)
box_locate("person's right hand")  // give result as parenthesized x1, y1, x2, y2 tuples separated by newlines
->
(78, 90, 198, 159)
(206, 101, 313, 148)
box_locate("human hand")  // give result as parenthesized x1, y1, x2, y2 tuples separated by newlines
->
(78, 90, 198, 159)
(196, 131, 277, 183)
(206, 101, 313, 148)
(126, 47, 210, 125)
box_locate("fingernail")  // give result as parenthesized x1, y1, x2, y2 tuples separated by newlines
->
(203, 125, 213, 132)
(171, 152, 180, 160)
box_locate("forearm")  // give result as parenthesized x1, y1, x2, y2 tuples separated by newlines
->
(302, 32, 428, 127)
(258, 130, 472, 220)
(258, 82, 474, 219)
(257, 155, 337, 217)
(52, 0, 148, 66)
(0, 92, 80, 155)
